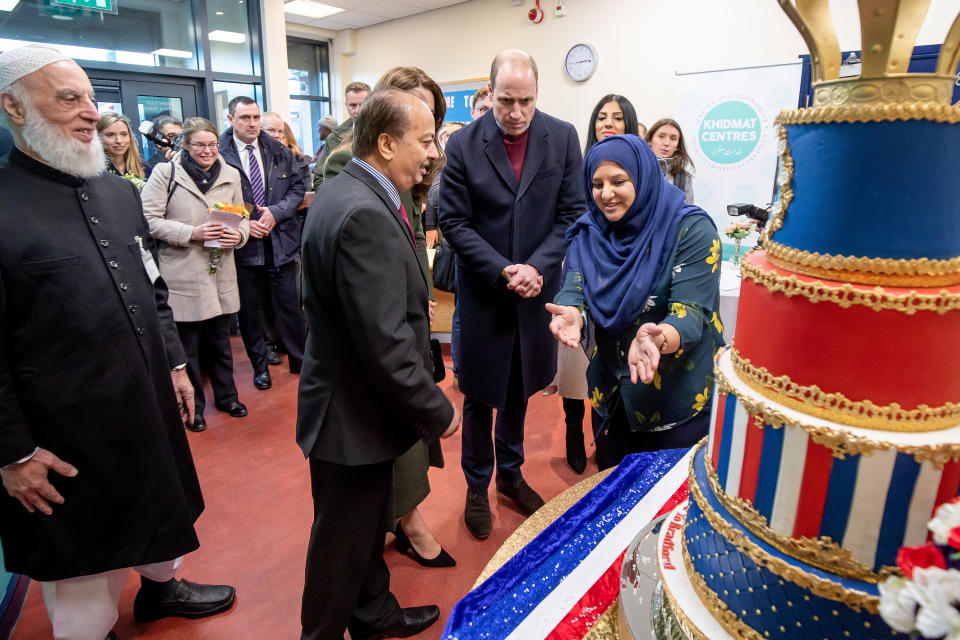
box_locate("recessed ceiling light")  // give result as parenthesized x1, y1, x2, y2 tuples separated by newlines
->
(151, 48, 193, 58)
(283, 0, 344, 19)
(208, 30, 247, 43)
(0, 0, 20, 12)
(51, 14, 73, 20)
(215, 10, 223, 14)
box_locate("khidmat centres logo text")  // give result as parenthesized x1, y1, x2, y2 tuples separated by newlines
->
(696, 98, 763, 167)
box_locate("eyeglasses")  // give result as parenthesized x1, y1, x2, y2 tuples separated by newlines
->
(188, 142, 219, 150)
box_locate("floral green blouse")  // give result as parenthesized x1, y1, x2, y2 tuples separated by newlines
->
(555, 215, 724, 433)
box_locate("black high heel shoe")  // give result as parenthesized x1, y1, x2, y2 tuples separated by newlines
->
(394, 523, 456, 568)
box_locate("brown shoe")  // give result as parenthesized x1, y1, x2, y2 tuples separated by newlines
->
(496, 477, 545, 516)
(464, 490, 492, 539)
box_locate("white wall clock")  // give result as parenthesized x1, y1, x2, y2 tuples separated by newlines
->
(564, 43, 597, 82)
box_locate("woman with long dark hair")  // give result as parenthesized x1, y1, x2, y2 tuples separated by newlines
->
(646, 118, 695, 203)
(583, 94, 639, 155)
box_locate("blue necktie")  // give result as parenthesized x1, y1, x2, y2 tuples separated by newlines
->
(245, 144, 266, 207)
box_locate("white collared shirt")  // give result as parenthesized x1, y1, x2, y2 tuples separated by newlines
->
(234, 134, 266, 188)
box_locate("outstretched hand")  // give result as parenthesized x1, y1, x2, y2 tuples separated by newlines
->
(546, 303, 582, 348)
(1, 449, 78, 515)
(628, 323, 664, 384)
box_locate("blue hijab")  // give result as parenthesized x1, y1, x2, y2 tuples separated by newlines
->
(565, 135, 712, 333)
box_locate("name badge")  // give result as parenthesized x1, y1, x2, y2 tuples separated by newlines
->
(135, 235, 161, 283)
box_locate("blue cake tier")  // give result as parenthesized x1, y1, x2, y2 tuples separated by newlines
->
(769, 119, 960, 263)
(684, 442, 905, 640)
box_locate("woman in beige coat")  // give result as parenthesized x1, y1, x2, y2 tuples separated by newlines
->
(141, 117, 250, 432)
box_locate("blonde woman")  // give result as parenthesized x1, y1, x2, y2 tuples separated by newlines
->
(141, 117, 250, 432)
(97, 112, 144, 177)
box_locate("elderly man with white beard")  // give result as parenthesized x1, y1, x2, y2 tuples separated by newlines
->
(0, 45, 235, 640)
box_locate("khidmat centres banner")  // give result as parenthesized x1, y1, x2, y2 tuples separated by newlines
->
(673, 62, 802, 260)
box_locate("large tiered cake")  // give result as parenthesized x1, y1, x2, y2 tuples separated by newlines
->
(652, 3, 960, 639)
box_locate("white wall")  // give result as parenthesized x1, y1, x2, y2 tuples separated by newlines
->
(313, 0, 957, 146)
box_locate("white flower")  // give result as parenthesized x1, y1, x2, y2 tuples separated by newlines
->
(879, 576, 919, 633)
(928, 501, 960, 544)
(912, 568, 960, 639)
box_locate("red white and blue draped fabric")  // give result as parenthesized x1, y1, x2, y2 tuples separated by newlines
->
(443, 448, 692, 640)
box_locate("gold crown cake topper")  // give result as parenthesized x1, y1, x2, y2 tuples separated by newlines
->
(777, 0, 960, 106)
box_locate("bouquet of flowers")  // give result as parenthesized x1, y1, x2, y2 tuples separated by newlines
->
(879, 497, 960, 639)
(206, 202, 249, 273)
(122, 172, 147, 192)
(724, 220, 754, 266)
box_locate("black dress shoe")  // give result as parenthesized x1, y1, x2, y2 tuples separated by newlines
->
(133, 578, 236, 622)
(215, 401, 248, 418)
(565, 427, 587, 474)
(496, 477, 545, 516)
(394, 523, 455, 567)
(266, 348, 282, 366)
(253, 371, 272, 390)
(185, 415, 206, 432)
(464, 490, 492, 539)
(350, 605, 440, 640)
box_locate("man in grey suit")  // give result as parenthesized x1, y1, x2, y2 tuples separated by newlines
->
(297, 89, 460, 640)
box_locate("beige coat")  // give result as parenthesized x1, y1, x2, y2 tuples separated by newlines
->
(141, 156, 250, 323)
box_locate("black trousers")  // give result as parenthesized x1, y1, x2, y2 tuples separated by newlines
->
(460, 336, 528, 491)
(176, 315, 239, 415)
(301, 458, 400, 640)
(236, 261, 306, 375)
(594, 402, 710, 470)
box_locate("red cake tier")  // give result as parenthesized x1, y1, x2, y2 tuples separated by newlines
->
(733, 250, 960, 431)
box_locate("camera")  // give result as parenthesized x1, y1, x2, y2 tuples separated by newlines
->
(727, 203, 770, 231)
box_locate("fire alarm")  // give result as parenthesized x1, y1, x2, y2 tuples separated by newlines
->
(554, 0, 566, 16)
(528, 4, 544, 23)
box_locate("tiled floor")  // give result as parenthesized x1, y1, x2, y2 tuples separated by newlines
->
(11, 339, 597, 639)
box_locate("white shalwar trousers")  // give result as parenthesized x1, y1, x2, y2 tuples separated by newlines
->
(39, 556, 183, 640)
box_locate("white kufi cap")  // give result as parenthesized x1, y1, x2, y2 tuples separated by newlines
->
(0, 44, 71, 90)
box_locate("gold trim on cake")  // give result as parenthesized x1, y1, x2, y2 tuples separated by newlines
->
(775, 102, 960, 125)
(702, 455, 898, 584)
(740, 256, 960, 316)
(714, 350, 960, 468)
(763, 241, 960, 287)
(686, 448, 881, 613)
(761, 127, 793, 240)
(730, 347, 960, 431)
(657, 569, 711, 640)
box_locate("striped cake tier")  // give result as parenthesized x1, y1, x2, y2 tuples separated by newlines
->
(708, 347, 960, 576)
(764, 110, 960, 287)
(682, 441, 906, 640)
(734, 250, 960, 432)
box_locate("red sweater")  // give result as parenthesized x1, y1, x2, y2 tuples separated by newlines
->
(502, 128, 530, 183)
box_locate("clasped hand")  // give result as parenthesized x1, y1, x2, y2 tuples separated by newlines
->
(1, 449, 77, 515)
(502, 264, 542, 298)
(249, 207, 275, 238)
(190, 222, 242, 248)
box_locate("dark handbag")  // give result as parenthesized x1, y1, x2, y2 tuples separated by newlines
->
(432, 238, 456, 293)
(430, 338, 446, 383)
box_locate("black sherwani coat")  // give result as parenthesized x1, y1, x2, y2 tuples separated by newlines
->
(439, 110, 587, 408)
(0, 149, 204, 582)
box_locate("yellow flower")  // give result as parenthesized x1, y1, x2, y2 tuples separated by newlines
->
(711, 311, 723, 334)
(671, 302, 687, 319)
(706, 239, 720, 273)
(590, 387, 604, 408)
(693, 386, 710, 413)
(653, 369, 662, 390)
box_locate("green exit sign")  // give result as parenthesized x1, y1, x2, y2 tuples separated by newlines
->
(52, 0, 115, 13)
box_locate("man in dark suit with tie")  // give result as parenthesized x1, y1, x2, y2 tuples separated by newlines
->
(439, 49, 586, 539)
(297, 89, 460, 640)
(219, 97, 307, 390)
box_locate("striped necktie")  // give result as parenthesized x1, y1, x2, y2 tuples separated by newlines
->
(245, 144, 266, 207)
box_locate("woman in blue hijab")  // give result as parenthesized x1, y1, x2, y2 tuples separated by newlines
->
(547, 135, 723, 469)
